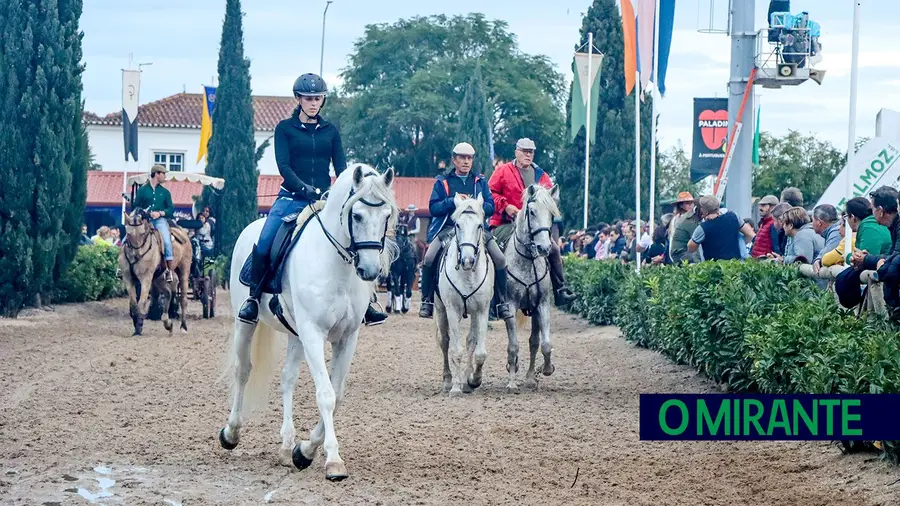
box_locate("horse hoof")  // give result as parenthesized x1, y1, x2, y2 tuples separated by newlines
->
(449, 388, 463, 398)
(292, 444, 314, 471)
(467, 376, 482, 390)
(219, 428, 238, 450)
(542, 363, 555, 376)
(506, 384, 520, 394)
(325, 461, 349, 482)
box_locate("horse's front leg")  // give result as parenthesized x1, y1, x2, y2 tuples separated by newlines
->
(504, 300, 520, 392)
(525, 313, 541, 389)
(279, 335, 304, 466)
(537, 301, 554, 376)
(466, 305, 489, 392)
(218, 322, 255, 450)
(179, 264, 189, 333)
(134, 273, 154, 336)
(294, 329, 358, 481)
(437, 304, 452, 392)
(294, 325, 346, 481)
(125, 276, 140, 335)
(445, 305, 466, 397)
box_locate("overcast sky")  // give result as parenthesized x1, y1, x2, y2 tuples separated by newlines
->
(81, 0, 899, 157)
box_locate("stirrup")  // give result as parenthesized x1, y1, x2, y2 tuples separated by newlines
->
(238, 297, 259, 324)
(364, 304, 388, 326)
(496, 302, 514, 320)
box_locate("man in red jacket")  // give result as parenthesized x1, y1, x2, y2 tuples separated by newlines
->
(750, 194, 779, 258)
(488, 138, 575, 306)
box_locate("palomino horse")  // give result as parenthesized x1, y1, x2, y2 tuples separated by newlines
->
(500, 184, 561, 391)
(434, 193, 494, 397)
(386, 222, 419, 314)
(119, 208, 192, 336)
(218, 164, 398, 481)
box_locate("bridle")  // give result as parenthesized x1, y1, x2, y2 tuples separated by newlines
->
(308, 172, 391, 267)
(123, 211, 159, 275)
(442, 207, 488, 319)
(453, 208, 484, 269)
(508, 194, 553, 310)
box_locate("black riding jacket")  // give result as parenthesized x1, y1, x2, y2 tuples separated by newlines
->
(273, 114, 347, 196)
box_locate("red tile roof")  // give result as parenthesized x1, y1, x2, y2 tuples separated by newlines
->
(86, 171, 435, 215)
(83, 93, 297, 131)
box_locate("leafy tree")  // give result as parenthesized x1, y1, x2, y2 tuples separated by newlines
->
(655, 143, 705, 214)
(752, 130, 845, 206)
(0, 0, 86, 314)
(202, 0, 259, 263)
(455, 64, 494, 175)
(555, 0, 654, 228)
(337, 13, 565, 177)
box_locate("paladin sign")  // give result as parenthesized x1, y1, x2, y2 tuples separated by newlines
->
(690, 98, 729, 182)
(816, 138, 900, 212)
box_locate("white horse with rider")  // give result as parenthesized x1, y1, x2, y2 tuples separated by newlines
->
(217, 164, 398, 481)
(433, 193, 495, 396)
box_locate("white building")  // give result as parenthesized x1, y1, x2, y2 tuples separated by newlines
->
(83, 92, 296, 174)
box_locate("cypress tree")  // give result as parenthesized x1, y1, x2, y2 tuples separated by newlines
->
(0, 0, 85, 314)
(455, 64, 494, 175)
(203, 0, 259, 263)
(556, 0, 654, 226)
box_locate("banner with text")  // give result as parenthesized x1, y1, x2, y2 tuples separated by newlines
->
(691, 98, 729, 183)
(815, 137, 900, 213)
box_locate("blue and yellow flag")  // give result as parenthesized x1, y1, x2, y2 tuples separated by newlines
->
(197, 85, 216, 163)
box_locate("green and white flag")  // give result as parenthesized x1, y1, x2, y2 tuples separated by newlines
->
(569, 51, 604, 144)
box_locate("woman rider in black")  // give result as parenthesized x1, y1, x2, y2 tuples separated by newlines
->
(237, 73, 388, 326)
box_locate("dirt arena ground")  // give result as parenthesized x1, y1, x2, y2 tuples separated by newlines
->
(1, 291, 899, 505)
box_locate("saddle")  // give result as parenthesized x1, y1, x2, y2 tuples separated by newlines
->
(238, 200, 325, 294)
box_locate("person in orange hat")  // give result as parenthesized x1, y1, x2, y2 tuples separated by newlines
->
(668, 191, 701, 263)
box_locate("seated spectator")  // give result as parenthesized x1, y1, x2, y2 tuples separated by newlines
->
(776, 207, 824, 264)
(854, 186, 900, 317)
(687, 196, 756, 261)
(812, 204, 842, 263)
(751, 195, 779, 258)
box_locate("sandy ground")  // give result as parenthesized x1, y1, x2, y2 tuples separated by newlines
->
(1, 291, 899, 506)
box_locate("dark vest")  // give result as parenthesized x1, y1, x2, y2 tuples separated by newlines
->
(446, 173, 477, 198)
(699, 211, 742, 260)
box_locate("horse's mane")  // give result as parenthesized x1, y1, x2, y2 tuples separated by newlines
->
(450, 196, 484, 222)
(517, 184, 561, 224)
(329, 164, 400, 276)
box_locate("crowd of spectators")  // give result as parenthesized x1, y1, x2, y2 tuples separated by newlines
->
(560, 185, 900, 321)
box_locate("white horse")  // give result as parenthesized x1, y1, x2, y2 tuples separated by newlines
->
(434, 193, 494, 397)
(218, 164, 398, 482)
(501, 184, 561, 391)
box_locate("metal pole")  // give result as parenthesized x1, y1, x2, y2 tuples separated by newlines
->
(583, 32, 593, 230)
(649, 0, 660, 237)
(724, 0, 755, 220)
(635, 69, 641, 272)
(319, 1, 333, 76)
(845, 0, 861, 258)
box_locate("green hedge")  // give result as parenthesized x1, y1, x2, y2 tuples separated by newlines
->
(562, 256, 900, 464)
(55, 243, 124, 303)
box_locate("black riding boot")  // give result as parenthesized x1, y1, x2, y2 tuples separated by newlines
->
(549, 249, 576, 307)
(238, 246, 267, 324)
(418, 261, 436, 318)
(494, 267, 514, 320)
(364, 301, 388, 326)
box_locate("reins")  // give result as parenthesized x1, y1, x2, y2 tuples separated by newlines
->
(442, 208, 489, 319)
(508, 194, 552, 310)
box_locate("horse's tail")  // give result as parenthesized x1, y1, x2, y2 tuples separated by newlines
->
(222, 323, 283, 418)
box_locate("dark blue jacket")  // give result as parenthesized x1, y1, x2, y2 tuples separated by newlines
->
(426, 171, 494, 243)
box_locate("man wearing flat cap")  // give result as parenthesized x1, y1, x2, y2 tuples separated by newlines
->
(488, 137, 576, 306)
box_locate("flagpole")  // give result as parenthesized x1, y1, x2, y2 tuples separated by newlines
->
(845, 0, 861, 259)
(649, 0, 661, 238)
(635, 69, 641, 272)
(583, 32, 593, 230)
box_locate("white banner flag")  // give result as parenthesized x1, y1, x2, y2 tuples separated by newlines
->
(815, 137, 900, 212)
(122, 69, 141, 162)
(574, 52, 604, 107)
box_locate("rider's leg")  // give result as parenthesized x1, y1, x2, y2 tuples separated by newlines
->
(238, 197, 303, 324)
(548, 230, 576, 306)
(154, 218, 176, 282)
(486, 236, 514, 321)
(418, 236, 444, 318)
(364, 289, 388, 326)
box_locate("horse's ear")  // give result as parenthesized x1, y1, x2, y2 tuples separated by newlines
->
(526, 184, 536, 198)
(353, 165, 364, 186)
(550, 184, 560, 200)
(476, 192, 484, 204)
(382, 166, 395, 188)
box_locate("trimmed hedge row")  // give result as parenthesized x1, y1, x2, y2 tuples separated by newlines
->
(562, 256, 900, 464)
(55, 243, 124, 303)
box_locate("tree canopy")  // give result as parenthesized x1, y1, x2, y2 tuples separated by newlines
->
(334, 13, 566, 177)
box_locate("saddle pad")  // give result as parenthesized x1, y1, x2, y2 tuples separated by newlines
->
(239, 200, 326, 294)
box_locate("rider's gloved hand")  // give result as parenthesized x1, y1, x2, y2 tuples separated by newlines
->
(293, 183, 321, 201)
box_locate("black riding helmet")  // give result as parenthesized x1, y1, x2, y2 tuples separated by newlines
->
(293, 73, 328, 107)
